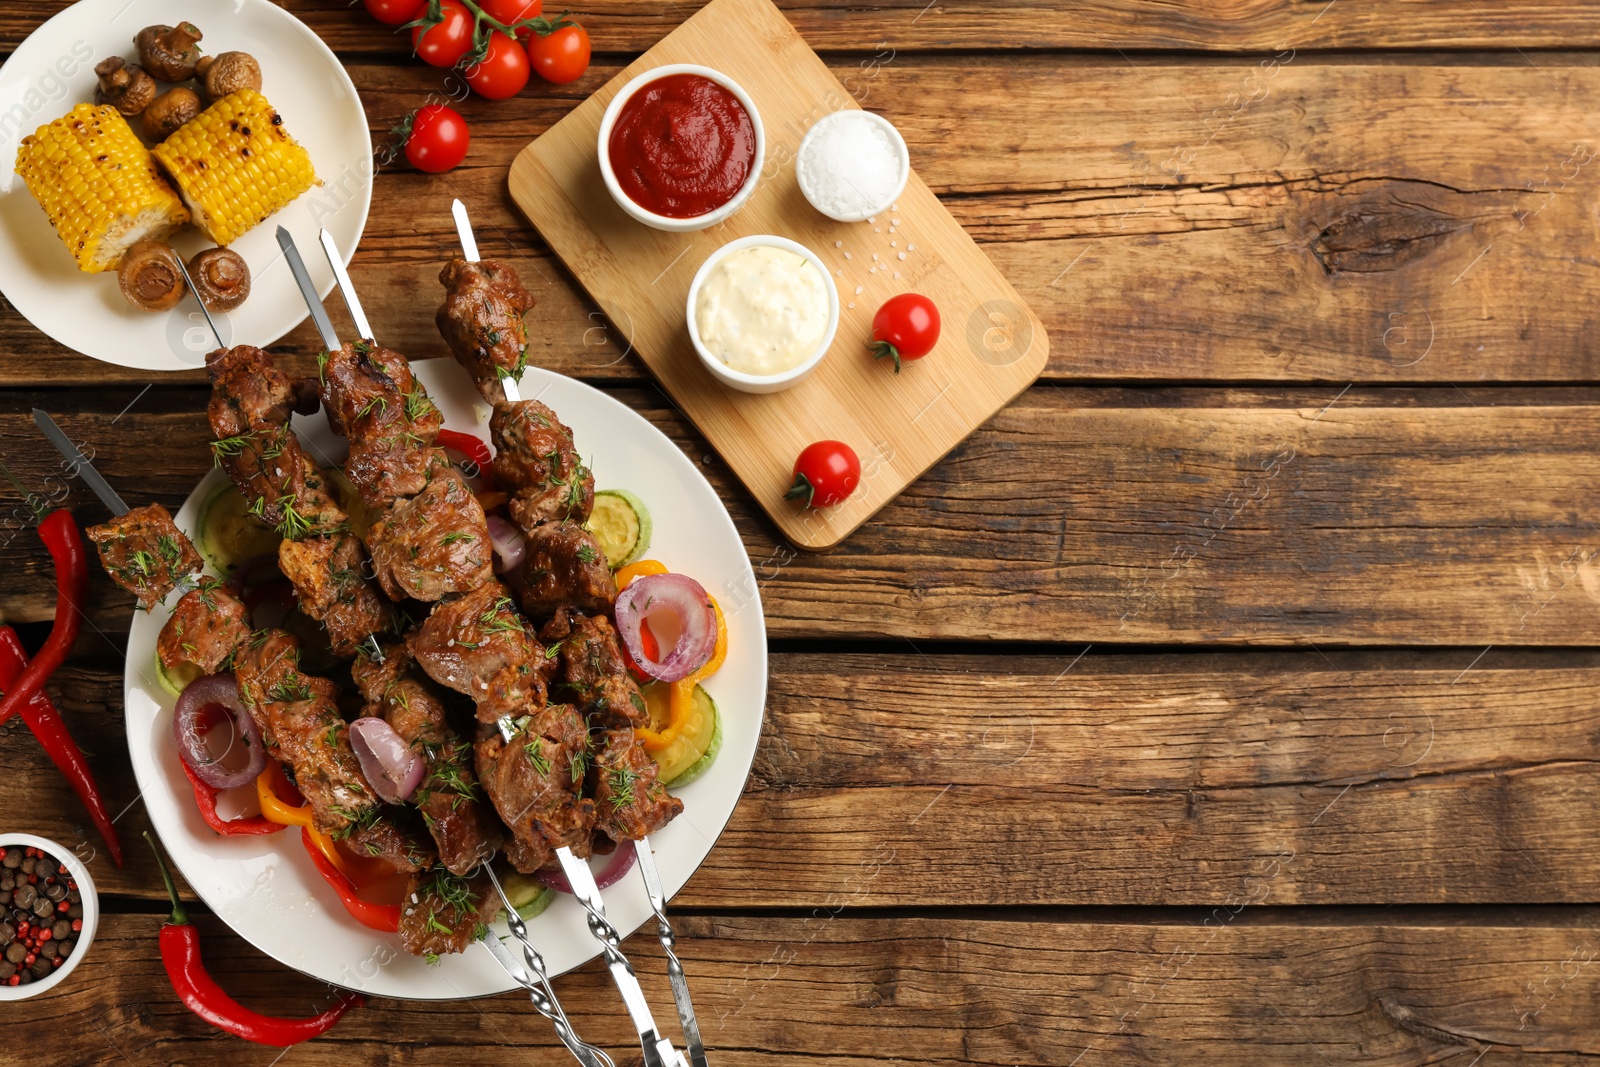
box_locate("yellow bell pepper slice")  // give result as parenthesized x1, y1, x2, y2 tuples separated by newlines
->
(615, 558, 668, 591)
(256, 763, 314, 828)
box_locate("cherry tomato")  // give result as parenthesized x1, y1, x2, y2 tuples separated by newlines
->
(868, 292, 941, 373)
(364, 0, 426, 25)
(412, 0, 474, 68)
(786, 441, 860, 509)
(404, 104, 470, 173)
(479, 0, 544, 39)
(465, 31, 531, 99)
(527, 21, 591, 85)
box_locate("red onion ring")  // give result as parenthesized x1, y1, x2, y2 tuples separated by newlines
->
(349, 716, 425, 803)
(486, 515, 526, 574)
(613, 573, 716, 683)
(172, 672, 266, 791)
(536, 844, 638, 894)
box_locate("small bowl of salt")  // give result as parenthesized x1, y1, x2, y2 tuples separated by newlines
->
(795, 109, 909, 223)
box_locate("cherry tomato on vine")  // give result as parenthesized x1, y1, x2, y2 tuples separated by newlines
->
(365, 0, 426, 25)
(479, 0, 544, 39)
(412, 0, 474, 68)
(404, 104, 470, 173)
(868, 293, 940, 373)
(527, 20, 591, 85)
(465, 31, 531, 99)
(786, 441, 860, 509)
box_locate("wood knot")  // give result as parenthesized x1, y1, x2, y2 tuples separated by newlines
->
(1307, 180, 1483, 274)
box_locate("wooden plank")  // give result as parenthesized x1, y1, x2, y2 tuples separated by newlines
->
(8, 911, 1600, 1064)
(8, 1, 1597, 55)
(4, 57, 1600, 387)
(12, 651, 1600, 905)
(510, 0, 1048, 549)
(5, 391, 1600, 644)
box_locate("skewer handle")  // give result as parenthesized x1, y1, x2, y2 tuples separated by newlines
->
(319, 228, 374, 343)
(636, 837, 710, 1067)
(449, 199, 522, 402)
(276, 227, 341, 351)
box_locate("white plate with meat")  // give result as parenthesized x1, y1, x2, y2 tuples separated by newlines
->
(0, 0, 369, 371)
(121, 359, 767, 999)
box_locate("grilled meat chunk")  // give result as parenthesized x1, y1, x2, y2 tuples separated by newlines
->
(345, 805, 436, 874)
(541, 609, 646, 728)
(206, 345, 305, 528)
(476, 703, 594, 872)
(399, 867, 498, 958)
(233, 630, 376, 837)
(505, 521, 616, 622)
(86, 503, 202, 609)
(353, 648, 500, 876)
(318, 341, 446, 509)
(436, 259, 532, 403)
(366, 468, 493, 602)
(590, 727, 682, 846)
(489, 400, 593, 530)
(278, 532, 394, 657)
(408, 581, 550, 724)
(157, 581, 250, 676)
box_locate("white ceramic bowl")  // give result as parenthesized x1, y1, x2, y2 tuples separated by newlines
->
(598, 63, 765, 233)
(795, 109, 910, 223)
(687, 234, 840, 395)
(0, 833, 98, 1001)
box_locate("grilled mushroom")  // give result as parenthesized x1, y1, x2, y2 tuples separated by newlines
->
(117, 241, 186, 312)
(93, 57, 157, 117)
(142, 87, 202, 141)
(135, 23, 204, 83)
(195, 52, 262, 102)
(187, 248, 252, 312)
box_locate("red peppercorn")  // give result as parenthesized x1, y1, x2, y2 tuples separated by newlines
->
(6, 975, 16, 986)
(56, 901, 68, 913)
(70, 919, 81, 932)
(37, 930, 50, 942)
(24, 953, 35, 966)
(51, 957, 61, 968)
(16, 922, 28, 935)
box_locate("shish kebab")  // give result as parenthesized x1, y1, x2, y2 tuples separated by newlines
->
(446, 200, 709, 1067)
(297, 227, 689, 1067)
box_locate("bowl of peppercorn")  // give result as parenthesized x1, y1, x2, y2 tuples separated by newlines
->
(0, 834, 96, 999)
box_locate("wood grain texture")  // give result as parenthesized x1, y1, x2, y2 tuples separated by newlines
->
(7, 0, 1598, 55)
(5, 392, 1600, 644)
(11, 651, 1600, 906)
(6, 911, 1599, 1065)
(4, 56, 1600, 388)
(511, 0, 1047, 548)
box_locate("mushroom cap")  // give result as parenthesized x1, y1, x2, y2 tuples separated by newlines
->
(93, 57, 158, 117)
(135, 22, 204, 82)
(117, 241, 186, 312)
(188, 247, 252, 312)
(199, 52, 263, 102)
(142, 86, 202, 141)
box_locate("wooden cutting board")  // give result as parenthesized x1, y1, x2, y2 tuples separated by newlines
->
(508, 0, 1048, 550)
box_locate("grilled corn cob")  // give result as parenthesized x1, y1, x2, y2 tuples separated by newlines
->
(151, 88, 316, 246)
(14, 104, 190, 273)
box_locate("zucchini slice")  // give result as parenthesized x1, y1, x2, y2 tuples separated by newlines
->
(586, 489, 651, 569)
(156, 658, 202, 698)
(196, 481, 280, 573)
(639, 682, 721, 786)
(496, 870, 556, 918)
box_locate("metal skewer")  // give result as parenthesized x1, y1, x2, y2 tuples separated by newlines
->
(174, 255, 227, 352)
(451, 198, 524, 404)
(481, 865, 615, 1067)
(634, 837, 709, 1067)
(492, 717, 686, 1067)
(318, 229, 374, 342)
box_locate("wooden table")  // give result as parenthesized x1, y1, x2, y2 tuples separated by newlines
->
(4, 1, 1599, 1062)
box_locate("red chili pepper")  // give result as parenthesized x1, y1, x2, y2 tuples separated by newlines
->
(437, 428, 497, 490)
(177, 758, 283, 837)
(299, 828, 400, 932)
(0, 625, 123, 867)
(146, 832, 362, 1046)
(0, 506, 86, 723)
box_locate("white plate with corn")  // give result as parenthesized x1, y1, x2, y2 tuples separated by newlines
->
(0, 0, 371, 371)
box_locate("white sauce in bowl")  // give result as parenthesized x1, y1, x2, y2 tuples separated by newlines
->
(693, 245, 830, 376)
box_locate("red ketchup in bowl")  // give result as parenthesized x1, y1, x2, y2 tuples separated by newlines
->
(607, 73, 757, 219)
